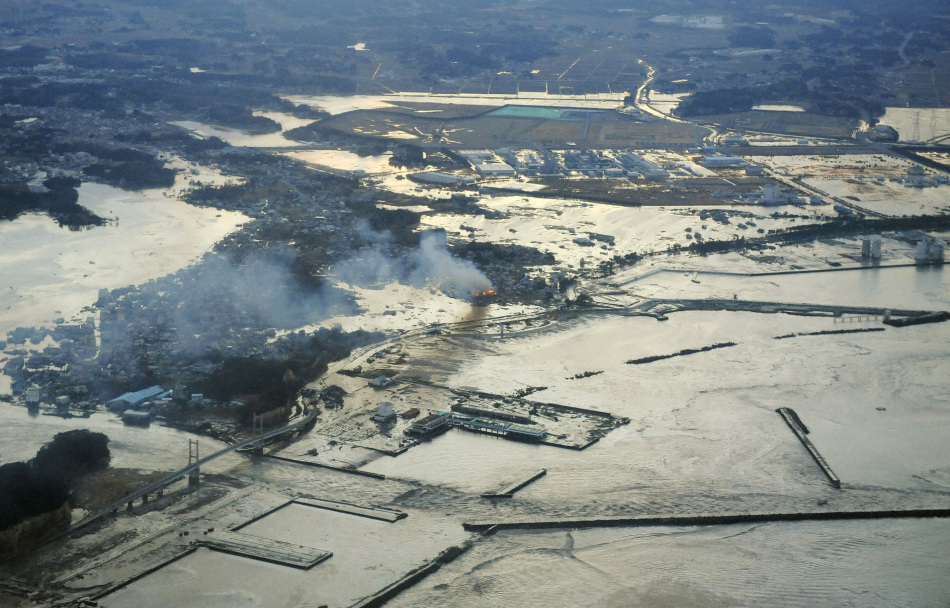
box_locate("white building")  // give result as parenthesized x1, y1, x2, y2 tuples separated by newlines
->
(700, 155, 745, 167)
(475, 161, 516, 177)
(373, 402, 397, 423)
(758, 184, 803, 206)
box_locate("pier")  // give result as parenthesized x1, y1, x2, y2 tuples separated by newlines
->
(295, 498, 407, 523)
(194, 532, 332, 570)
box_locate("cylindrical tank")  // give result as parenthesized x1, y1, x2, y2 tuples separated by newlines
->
(931, 242, 945, 262)
(870, 237, 882, 259)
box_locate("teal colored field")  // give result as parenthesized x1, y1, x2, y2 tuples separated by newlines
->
(487, 106, 570, 120)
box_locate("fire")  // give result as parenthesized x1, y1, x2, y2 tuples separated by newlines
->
(474, 289, 497, 298)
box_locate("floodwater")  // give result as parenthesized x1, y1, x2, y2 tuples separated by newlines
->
(802, 176, 950, 216)
(0, 405, 234, 474)
(624, 264, 949, 311)
(0, 165, 246, 396)
(0, 176, 247, 339)
(388, 519, 950, 608)
(282, 150, 396, 174)
(421, 193, 825, 269)
(170, 110, 314, 148)
(364, 308, 950, 497)
(101, 503, 467, 608)
(644, 92, 686, 115)
(76, 252, 950, 607)
(752, 104, 806, 112)
(878, 107, 950, 143)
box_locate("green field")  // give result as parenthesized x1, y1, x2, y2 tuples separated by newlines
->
(487, 106, 571, 120)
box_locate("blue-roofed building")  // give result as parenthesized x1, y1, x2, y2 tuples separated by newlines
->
(107, 385, 170, 411)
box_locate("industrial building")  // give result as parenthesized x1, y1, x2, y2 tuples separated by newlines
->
(107, 385, 170, 411)
(450, 415, 548, 442)
(405, 412, 452, 438)
(122, 409, 151, 426)
(475, 161, 516, 177)
(700, 155, 745, 167)
(757, 185, 805, 206)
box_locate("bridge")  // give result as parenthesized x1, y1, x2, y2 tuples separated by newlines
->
(69, 407, 318, 532)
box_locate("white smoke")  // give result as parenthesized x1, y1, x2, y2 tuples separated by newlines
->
(169, 249, 351, 353)
(331, 230, 492, 299)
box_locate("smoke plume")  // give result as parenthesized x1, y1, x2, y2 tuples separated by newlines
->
(331, 230, 492, 299)
(166, 249, 351, 354)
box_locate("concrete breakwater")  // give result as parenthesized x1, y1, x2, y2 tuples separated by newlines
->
(350, 541, 475, 608)
(626, 341, 737, 365)
(262, 453, 386, 479)
(665, 298, 934, 320)
(462, 509, 950, 533)
(883, 311, 950, 327)
(776, 407, 840, 488)
(752, 263, 921, 277)
(232, 498, 404, 532)
(773, 327, 885, 340)
(482, 469, 547, 498)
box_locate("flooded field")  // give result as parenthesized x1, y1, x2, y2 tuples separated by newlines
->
(644, 91, 686, 115)
(282, 150, 397, 174)
(878, 107, 950, 143)
(752, 104, 806, 112)
(0, 174, 247, 339)
(750, 153, 917, 176)
(170, 111, 315, 148)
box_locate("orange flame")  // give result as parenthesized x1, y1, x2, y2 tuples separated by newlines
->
(474, 289, 497, 298)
